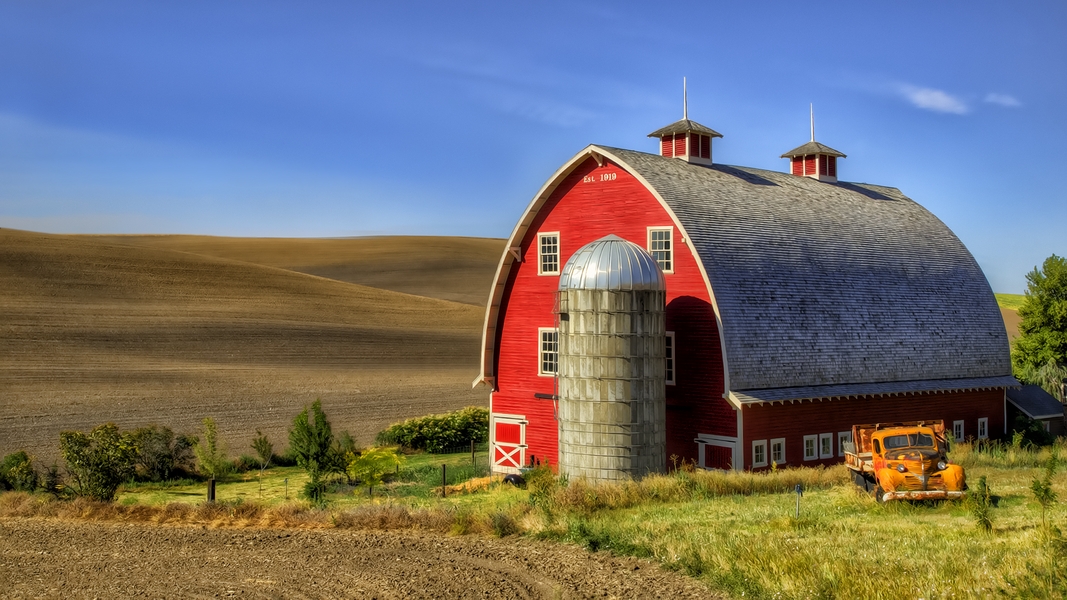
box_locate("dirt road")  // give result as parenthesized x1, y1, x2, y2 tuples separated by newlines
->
(0, 519, 714, 599)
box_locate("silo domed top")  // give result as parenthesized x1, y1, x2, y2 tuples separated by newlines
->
(558, 235, 666, 291)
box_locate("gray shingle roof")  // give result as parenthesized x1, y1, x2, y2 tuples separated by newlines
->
(647, 119, 723, 138)
(595, 146, 1012, 396)
(1007, 385, 1064, 419)
(780, 141, 846, 158)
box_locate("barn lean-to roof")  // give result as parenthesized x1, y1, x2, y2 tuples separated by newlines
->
(475, 144, 1015, 401)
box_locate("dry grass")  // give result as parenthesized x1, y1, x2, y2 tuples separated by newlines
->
(0, 228, 492, 463)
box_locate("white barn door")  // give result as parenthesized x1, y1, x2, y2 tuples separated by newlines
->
(491, 413, 527, 474)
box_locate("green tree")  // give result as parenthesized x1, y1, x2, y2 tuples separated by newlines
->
(1013, 254, 1067, 398)
(346, 447, 403, 497)
(193, 418, 231, 480)
(130, 425, 195, 481)
(59, 424, 137, 501)
(289, 399, 336, 502)
(251, 429, 273, 474)
(0, 451, 39, 492)
(251, 430, 273, 497)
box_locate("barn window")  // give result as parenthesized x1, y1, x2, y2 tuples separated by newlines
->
(538, 233, 560, 275)
(953, 420, 964, 442)
(804, 155, 816, 176)
(648, 227, 673, 273)
(752, 440, 768, 468)
(803, 435, 818, 461)
(538, 328, 558, 375)
(978, 418, 988, 440)
(665, 331, 675, 385)
(838, 431, 853, 457)
(770, 438, 785, 465)
(819, 433, 834, 459)
(827, 156, 837, 177)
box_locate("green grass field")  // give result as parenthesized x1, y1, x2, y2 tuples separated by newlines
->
(996, 292, 1027, 310)
(116, 449, 492, 508)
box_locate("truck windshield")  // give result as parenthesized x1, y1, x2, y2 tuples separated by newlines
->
(882, 433, 934, 449)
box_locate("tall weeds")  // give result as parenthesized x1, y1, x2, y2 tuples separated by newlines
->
(950, 437, 1065, 469)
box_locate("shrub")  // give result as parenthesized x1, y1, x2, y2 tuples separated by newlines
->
(130, 425, 195, 481)
(232, 455, 258, 473)
(0, 451, 39, 492)
(59, 423, 137, 502)
(346, 447, 404, 496)
(193, 417, 231, 480)
(375, 406, 489, 452)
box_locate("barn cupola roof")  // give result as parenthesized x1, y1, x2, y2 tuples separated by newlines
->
(647, 78, 721, 166)
(781, 105, 845, 182)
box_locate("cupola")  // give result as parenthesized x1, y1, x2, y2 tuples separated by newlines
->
(781, 105, 845, 182)
(647, 79, 722, 166)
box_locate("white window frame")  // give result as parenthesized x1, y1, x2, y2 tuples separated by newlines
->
(803, 435, 818, 461)
(770, 437, 786, 465)
(838, 431, 853, 457)
(537, 327, 558, 376)
(819, 433, 834, 459)
(953, 420, 965, 442)
(978, 417, 988, 440)
(752, 439, 768, 468)
(665, 331, 676, 385)
(537, 232, 560, 275)
(647, 226, 674, 274)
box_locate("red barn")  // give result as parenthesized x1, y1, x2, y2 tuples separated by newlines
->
(474, 114, 1014, 473)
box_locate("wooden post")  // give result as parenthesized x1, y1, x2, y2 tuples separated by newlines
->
(284, 478, 288, 500)
(207, 478, 216, 503)
(471, 440, 475, 465)
(795, 484, 803, 519)
(442, 464, 447, 497)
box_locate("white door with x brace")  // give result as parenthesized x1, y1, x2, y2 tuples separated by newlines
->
(491, 413, 527, 474)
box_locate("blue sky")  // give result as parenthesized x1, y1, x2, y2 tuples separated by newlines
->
(0, 2, 1063, 293)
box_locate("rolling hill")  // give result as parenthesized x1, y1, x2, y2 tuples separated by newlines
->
(0, 229, 501, 463)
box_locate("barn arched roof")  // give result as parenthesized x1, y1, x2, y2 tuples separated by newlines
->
(596, 146, 1013, 400)
(475, 145, 1015, 401)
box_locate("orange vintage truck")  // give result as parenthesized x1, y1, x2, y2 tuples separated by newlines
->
(843, 421, 966, 502)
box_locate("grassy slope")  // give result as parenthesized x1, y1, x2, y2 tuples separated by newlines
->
(87, 234, 506, 306)
(0, 229, 490, 463)
(996, 293, 1027, 311)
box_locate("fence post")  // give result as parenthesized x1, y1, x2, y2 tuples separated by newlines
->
(442, 464, 447, 498)
(471, 440, 475, 465)
(207, 478, 216, 503)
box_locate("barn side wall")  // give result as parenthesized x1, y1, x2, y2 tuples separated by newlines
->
(740, 388, 1006, 470)
(490, 156, 730, 472)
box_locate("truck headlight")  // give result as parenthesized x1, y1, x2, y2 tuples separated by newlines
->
(896, 463, 907, 473)
(937, 460, 948, 471)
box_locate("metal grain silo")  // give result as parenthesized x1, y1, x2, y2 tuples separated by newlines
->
(556, 234, 667, 482)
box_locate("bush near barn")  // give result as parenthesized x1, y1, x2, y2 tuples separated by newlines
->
(375, 407, 488, 453)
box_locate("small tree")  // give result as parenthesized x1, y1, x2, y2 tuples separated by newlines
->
(193, 418, 231, 480)
(346, 447, 403, 497)
(59, 424, 137, 501)
(251, 430, 273, 497)
(970, 475, 993, 533)
(0, 451, 39, 492)
(289, 399, 335, 502)
(1032, 455, 1059, 532)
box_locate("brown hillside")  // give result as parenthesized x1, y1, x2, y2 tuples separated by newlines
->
(0, 229, 489, 463)
(87, 234, 505, 306)
(1001, 307, 1021, 341)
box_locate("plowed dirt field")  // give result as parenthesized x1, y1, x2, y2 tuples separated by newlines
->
(0, 229, 499, 463)
(0, 519, 715, 599)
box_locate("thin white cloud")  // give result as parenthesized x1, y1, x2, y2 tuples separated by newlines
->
(895, 84, 969, 115)
(985, 93, 1021, 107)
